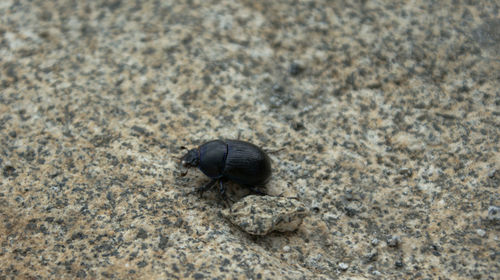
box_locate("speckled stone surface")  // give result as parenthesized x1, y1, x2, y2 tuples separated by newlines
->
(0, 0, 499, 279)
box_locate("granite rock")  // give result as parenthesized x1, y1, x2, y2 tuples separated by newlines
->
(0, 0, 499, 279)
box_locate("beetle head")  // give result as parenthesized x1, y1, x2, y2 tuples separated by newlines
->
(178, 146, 200, 177)
(180, 148, 200, 169)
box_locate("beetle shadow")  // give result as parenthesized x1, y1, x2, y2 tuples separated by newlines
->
(197, 180, 269, 207)
(177, 178, 253, 206)
(225, 181, 269, 202)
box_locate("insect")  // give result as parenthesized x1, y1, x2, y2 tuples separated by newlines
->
(179, 139, 272, 203)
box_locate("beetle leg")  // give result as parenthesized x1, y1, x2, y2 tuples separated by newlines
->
(218, 180, 227, 199)
(191, 179, 217, 198)
(246, 185, 267, 196)
(219, 180, 234, 206)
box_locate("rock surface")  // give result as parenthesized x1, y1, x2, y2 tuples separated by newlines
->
(0, 0, 499, 279)
(222, 195, 307, 235)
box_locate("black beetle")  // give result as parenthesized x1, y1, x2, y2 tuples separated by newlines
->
(180, 139, 272, 201)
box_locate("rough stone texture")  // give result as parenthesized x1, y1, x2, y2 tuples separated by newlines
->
(0, 0, 499, 279)
(222, 195, 307, 235)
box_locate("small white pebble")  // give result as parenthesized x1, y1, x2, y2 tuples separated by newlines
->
(338, 262, 349, 270)
(476, 229, 486, 237)
(283, 245, 291, 252)
(371, 238, 379, 246)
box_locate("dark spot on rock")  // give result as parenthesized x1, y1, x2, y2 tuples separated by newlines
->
(187, 112, 198, 120)
(487, 206, 500, 223)
(470, 238, 482, 245)
(316, 144, 324, 153)
(344, 191, 354, 201)
(289, 62, 304, 76)
(180, 89, 198, 107)
(131, 125, 149, 136)
(38, 31, 49, 40)
(272, 84, 284, 93)
(193, 273, 205, 279)
(106, 0, 122, 11)
(39, 225, 48, 234)
(91, 134, 114, 147)
(291, 121, 305, 131)
(25, 219, 38, 232)
(158, 235, 169, 250)
(472, 18, 500, 50)
(96, 243, 113, 253)
(222, 258, 231, 266)
(182, 35, 193, 45)
(398, 168, 413, 177)
(203, 75, 211, 85)
(106, 192, 115, 204)
(125, 156, 134, 164)
(239, 222, 250, 228)
(39, 10, 52, 21)
(69, 232, 87, 242)
(101, 271, 114, 278)
(345, 72, 356, 88)
(364, 251, 378, 263)
(3, 166, 17, 178)
(387, 235, 401, 247)
(129, 252, 138, 260)
(457, 84, 469, 93)
(344, 207, 358, 217)
(137, 260, 147, 268)
(136, 228, 148, 239)
(19, 147, 36, 162)
(342, 141, 357, 150)
(76, 270, 87, 278)
(142, 47, 156, 55)
(348, 222, 359, 228)
(81, 25, 96, 37)
(6, 63, 19, 83)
